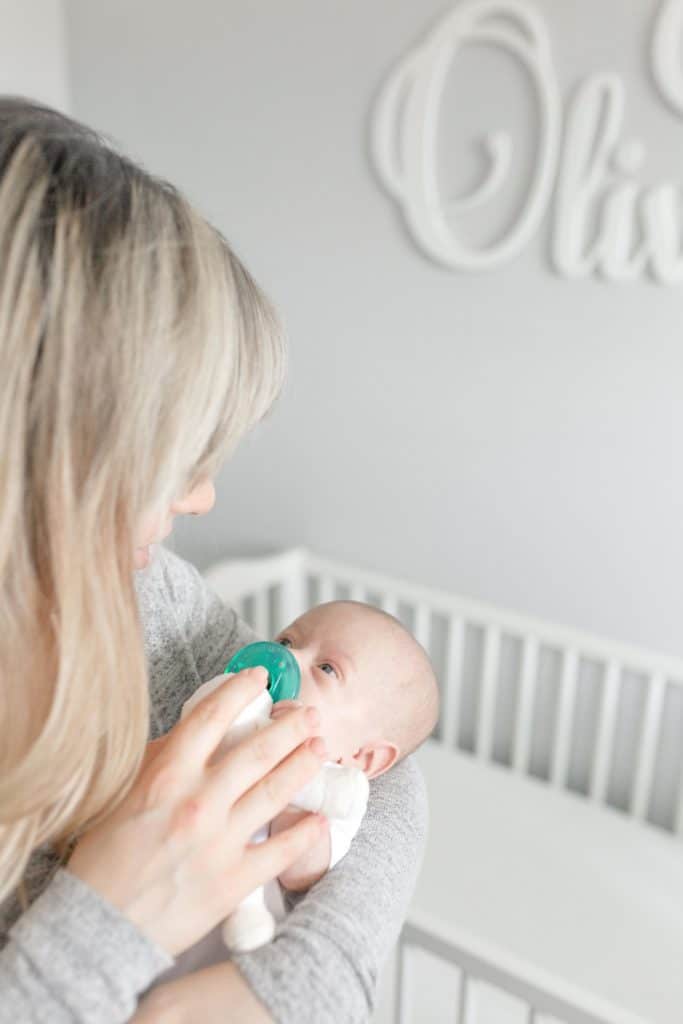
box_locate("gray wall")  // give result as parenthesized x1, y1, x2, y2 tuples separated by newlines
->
(0, 0, 69, 111)
(65, 0, 683, 658)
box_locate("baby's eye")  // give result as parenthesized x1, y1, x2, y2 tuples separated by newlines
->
(319, 662, 337, 677)
(278, 637, 292, 648)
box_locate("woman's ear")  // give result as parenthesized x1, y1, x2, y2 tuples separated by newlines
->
(351, 741, 399, 780)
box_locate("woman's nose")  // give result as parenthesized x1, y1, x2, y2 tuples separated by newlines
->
(171, 477, 216, 517)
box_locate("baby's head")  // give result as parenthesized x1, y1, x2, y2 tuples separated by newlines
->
(273, 601, 439, 780)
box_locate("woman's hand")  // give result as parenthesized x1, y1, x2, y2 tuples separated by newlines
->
(68, 668, 327, 957)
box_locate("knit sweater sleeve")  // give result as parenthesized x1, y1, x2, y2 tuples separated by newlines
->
(0, 864, 173, 1023)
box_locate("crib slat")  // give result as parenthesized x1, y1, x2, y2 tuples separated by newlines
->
(590, 660, 622, 804)
(456, 970, 468, 1024)
(252, 588, 269, 638)
(513, 637, 539, 773)
(441, 616, 465, 749)
(550, 649, 579, 789)
(348, 582, 366, 603)
(414, 602, 431, 651)
(317, 574, 335, 604)
(675, 769, 683, 838)
(396, 934, 410, 1024)
(381, 593, 399, 618)
(631, 673, 666, 821)
(476, 626, 501, 760)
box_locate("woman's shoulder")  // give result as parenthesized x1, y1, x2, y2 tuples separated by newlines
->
(135, 544, 257, 739)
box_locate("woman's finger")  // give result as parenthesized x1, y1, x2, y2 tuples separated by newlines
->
(204, 706, 320, 808)
(236, 810, 329, 895)
(160, 668, 269, 767)
(227, 737, 325, 838)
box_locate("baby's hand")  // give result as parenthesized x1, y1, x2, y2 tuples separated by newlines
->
(270, 807, 331, 891)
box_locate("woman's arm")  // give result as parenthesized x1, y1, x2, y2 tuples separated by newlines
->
(0, 868, 174, 1024)
(233, 756, 428, 1024)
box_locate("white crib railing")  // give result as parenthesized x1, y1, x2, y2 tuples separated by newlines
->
(204, 547, 683, 837)
(393, 916, 643, 1024)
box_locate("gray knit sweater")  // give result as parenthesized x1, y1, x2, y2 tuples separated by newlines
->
(0, 544, 428, 1023)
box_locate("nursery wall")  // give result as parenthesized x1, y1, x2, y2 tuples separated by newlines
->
(65, 0, 683, 661)
(0, 0, 69, 112)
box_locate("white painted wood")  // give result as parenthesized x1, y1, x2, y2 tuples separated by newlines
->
(441, 616, 465, 749)
(206, 548, 683, 1021)
(476, 626, 501, 760)
(371, 0, 561, 272)
(513, 637, 539, 774)
(304, 551, 683, 683)
(252, 588, 269, 639)
(675, 758, 683, 838)
(205, 548, 683, 829)
(205, 547, 306, 607)
(590, 660, 622, 804)
(316, 573, 335, 604)
(550, 648, 579, 788)
(413, 740, 683, 1024)
(651, 0, 683, 116)
(278, 578, 306, 630)
(413, 602, 431, 651)
(631, 672, 666, 821)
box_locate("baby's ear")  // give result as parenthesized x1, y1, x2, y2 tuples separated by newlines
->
(352, 741, 399, 780)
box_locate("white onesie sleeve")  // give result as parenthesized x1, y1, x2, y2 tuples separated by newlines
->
(328, 786, 368, 869)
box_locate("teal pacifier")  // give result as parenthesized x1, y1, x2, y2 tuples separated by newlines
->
(225, 641, 301, 703)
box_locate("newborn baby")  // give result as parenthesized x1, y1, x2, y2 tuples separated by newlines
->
(160, 600, 439, 981)
(267, 599, 439, 891)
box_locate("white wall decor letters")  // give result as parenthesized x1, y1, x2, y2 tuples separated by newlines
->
(371, 0, 683, 285)
(651, 0, 683, 116)
(371, 0, 561, 272)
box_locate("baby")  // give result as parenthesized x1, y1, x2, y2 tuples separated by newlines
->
(159, 599, 439, 981)
(266, 599, 439, 890)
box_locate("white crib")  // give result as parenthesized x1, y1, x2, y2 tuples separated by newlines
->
(203, 547, 683, 1024)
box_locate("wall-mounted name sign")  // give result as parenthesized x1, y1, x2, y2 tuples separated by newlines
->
(371, 0, 683, 285)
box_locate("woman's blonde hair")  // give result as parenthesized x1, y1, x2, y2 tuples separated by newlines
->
(0, 98, 285, 905)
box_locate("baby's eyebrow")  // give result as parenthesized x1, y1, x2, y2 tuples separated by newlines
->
(331, 649, 354, 677)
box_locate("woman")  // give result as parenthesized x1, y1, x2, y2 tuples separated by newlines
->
(0, 98, 427, 1023)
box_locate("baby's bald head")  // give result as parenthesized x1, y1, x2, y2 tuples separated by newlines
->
(347, 603, 440, 759)
(280, 600, 440, 768)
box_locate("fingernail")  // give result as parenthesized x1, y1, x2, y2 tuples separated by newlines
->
(305, 706, 320, 728)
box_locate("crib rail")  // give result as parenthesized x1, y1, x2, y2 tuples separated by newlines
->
(394, 919, 643, 1024)
(204, 547, 683, 837)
